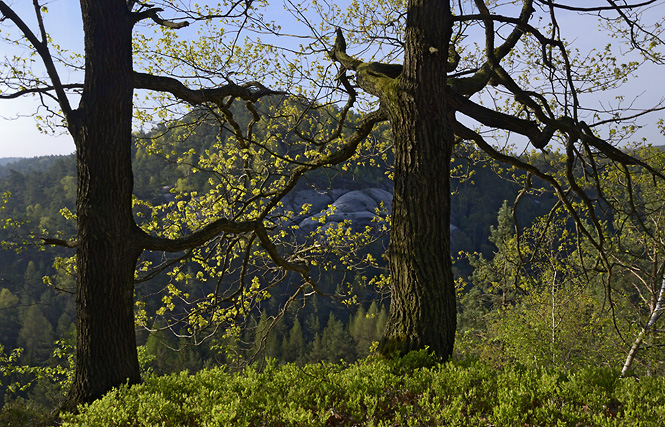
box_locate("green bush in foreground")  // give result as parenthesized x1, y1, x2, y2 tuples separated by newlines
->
(59, 351, 665, 426)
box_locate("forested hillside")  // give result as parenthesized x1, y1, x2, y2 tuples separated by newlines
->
(0, 158, 22, 168)
(5, 118, 665, 425)
(0, 119, 556, 410)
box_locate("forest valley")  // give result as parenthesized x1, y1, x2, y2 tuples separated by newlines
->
(1, 128, 665, 421)
(2, 0, 665, 425)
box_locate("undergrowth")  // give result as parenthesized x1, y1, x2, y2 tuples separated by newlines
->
(48, 351, 665, 426)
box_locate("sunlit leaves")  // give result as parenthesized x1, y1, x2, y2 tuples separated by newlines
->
(131, 88, 391, 349)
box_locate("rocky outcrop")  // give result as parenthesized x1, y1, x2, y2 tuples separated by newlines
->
(295, 188, 392, 233)
(280, 185, 462, 240)
(281, 185, 455, 233)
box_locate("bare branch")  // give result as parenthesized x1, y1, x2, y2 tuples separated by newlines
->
(590, 102, 665, 128)
(0, 1, 74, 116)
(329, 28, 402, 99)
(254, 226, 308, 275)
(534, 0, 659, 12)
(41, 237, 78, 248)
(329, 28, 363, 70)
(152, 0, 254, 23)
(451, 1, 537, 96)
(448, 90, 556, 148)
(133, 7, 189, 29)
(576, 121, 665, 180)
(0, 84, 83, 100)
(133, 72, 285, 105)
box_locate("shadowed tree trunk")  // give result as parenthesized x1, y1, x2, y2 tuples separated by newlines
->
(378, 1, 457, 357)
(332, 0, 458, 358)
(329, 0, 541, 359)
(65, 0, 142, 406)
(0, 0, 312, 405)
(46, 0, 351, 405)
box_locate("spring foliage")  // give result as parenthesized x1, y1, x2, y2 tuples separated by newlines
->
(59, 351, 665, 427)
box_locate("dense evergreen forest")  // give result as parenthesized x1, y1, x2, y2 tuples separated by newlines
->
(3, 117, 664, 423)
(0, 118, 558, 411)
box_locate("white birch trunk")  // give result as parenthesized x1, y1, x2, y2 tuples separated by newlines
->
(620, 273, 665, 377)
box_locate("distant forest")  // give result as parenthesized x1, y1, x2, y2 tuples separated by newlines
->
(0, 124, 557, 408)
(0, 158, 22, 167)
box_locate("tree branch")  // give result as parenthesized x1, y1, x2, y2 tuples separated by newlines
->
(41, 237, 78, 248)
(254, 226, 308, 275)
(133, 72, 285, 105)
(0, 84, 83, 99)
(448, 90, 556, 148)
(0, 1, 74, 116)
(137, 216, 311, 279)
(139, 218, 258, 252)
(534, 0, 658, 12)
(133, 7, 189, 29)
(577, 122, 665, 180)
(329, 28, 402, 99)
(451, 1, 536, 96)
(452, 119, 607, 258)
(257, 107, 389, 221)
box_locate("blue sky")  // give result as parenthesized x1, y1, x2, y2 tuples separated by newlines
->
(0, 0, 81, 157)
(0, 1, 663, 158)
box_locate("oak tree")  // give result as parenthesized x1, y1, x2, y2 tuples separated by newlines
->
(0, 0, 334, 407)
(323, 0, 665, 358)
(2, 0, 665, 408)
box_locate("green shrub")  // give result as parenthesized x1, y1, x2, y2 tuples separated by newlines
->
(0, 398, 56, 427)
(60, 354, 665, 426)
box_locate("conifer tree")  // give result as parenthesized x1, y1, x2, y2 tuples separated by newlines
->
(321, 313, 355, 363)
(282, 318, 306, 364)
(18, 305, 53, 365)
(0, 288, 20, 349)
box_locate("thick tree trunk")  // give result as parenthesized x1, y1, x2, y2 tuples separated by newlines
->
(65, 0, 141, 407)
(378, 0, 457, 358)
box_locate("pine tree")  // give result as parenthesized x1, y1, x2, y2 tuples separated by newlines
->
(350, 302, 389, 358)
(375, 304, 388, 339)
(144, 319, 178, 375)
(282, 318, 306, 364)
(21, 260, 43, 304)
(321, 313, 355, 363)
(253, 311, 283, 362)
(18, 305, 54, 365)
(0, 288, 20, 349)
(350, 305, 372, 358)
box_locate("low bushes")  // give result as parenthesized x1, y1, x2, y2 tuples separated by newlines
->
(60, 351, 665, 426)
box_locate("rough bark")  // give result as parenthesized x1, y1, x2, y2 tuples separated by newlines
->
(377, 0, 457, 358)
(64, 0, 141, 407)
(379, 103, 457, 357)
(331, 0, 458, 358)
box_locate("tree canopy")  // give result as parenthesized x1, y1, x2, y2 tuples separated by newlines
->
(1, 0, 665, 409)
